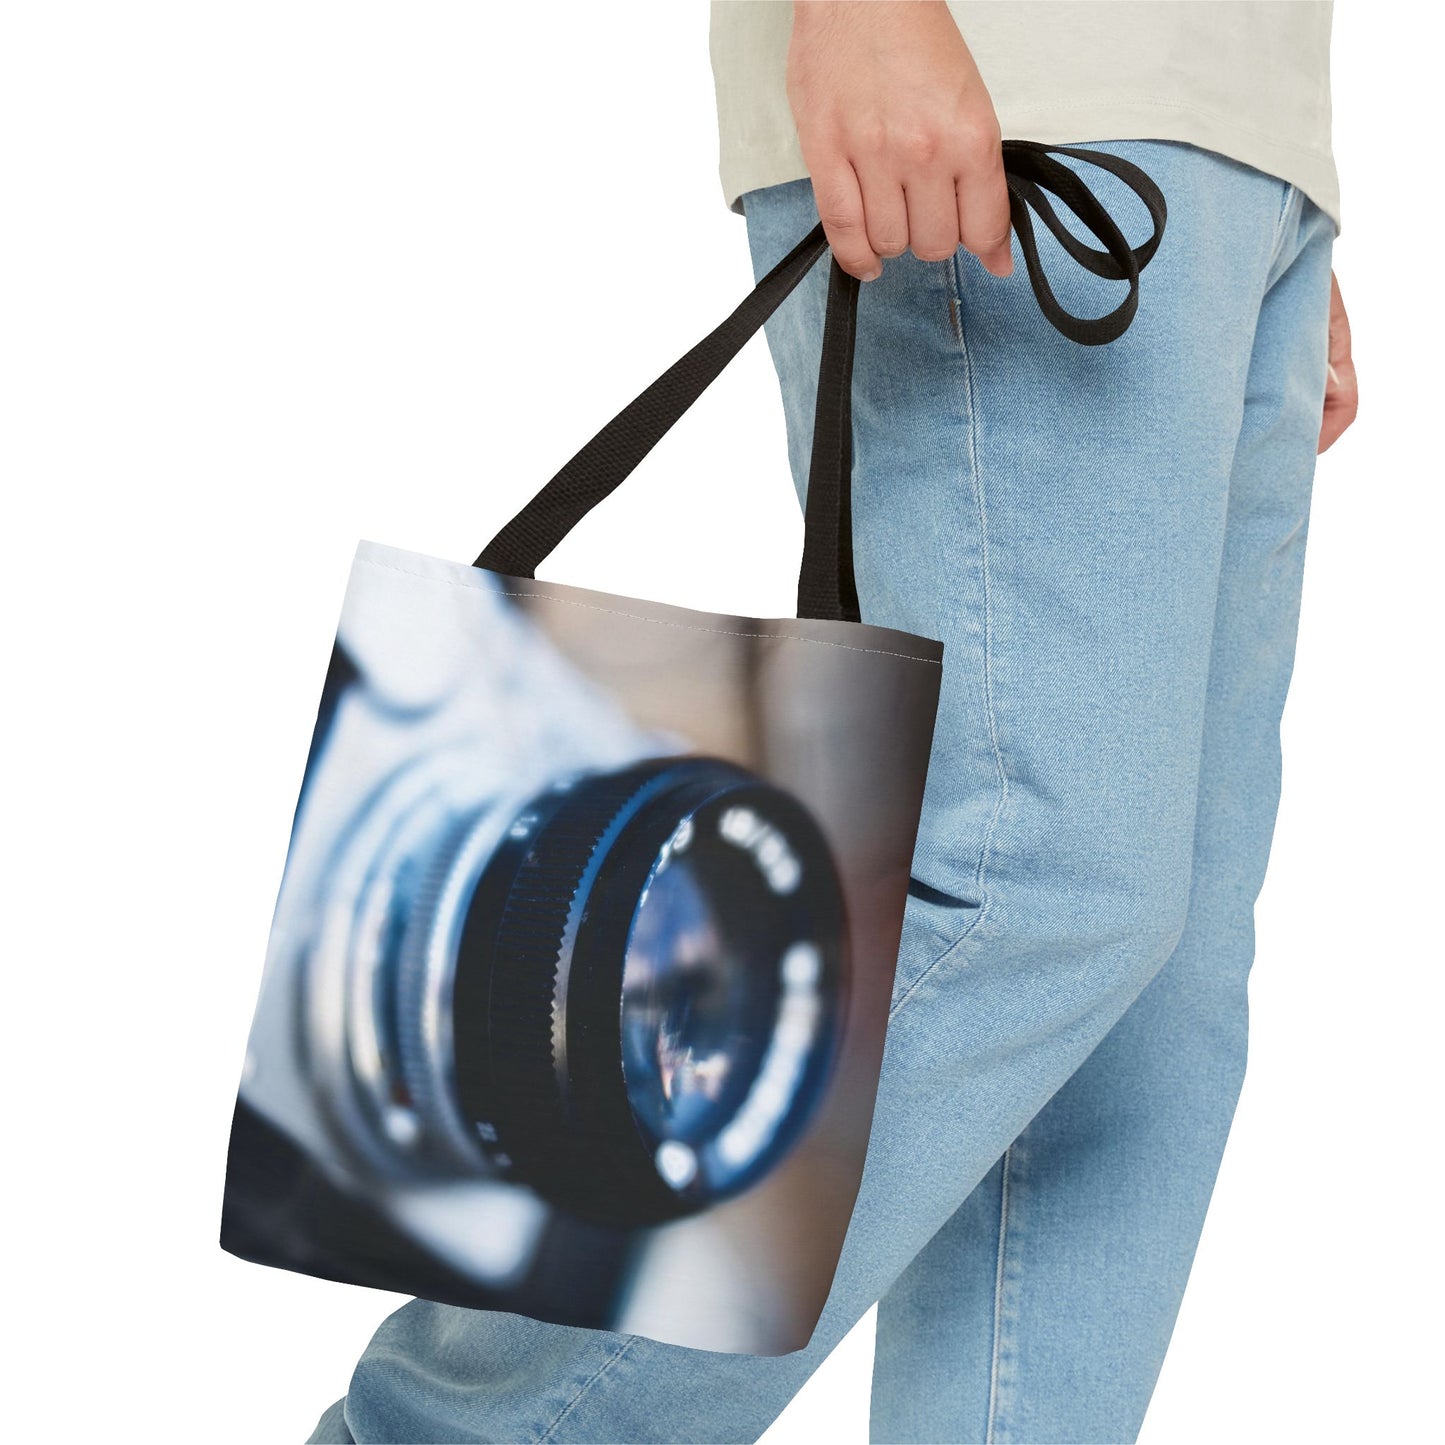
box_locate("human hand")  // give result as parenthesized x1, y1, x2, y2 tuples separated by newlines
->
(1318, 272, 1357, 452)
(786, 0, 1012, 282)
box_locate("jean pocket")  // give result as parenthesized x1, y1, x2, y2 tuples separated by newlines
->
(889, 881, 985, 1011)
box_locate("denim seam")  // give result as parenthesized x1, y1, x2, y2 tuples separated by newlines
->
(1267, 182, 1298, 272)
(956, 270, 1010, 928)
(985, 1145, 1016, 1445)
(890, 257, 1008, 1017)
(536, 1337, 638, 1443)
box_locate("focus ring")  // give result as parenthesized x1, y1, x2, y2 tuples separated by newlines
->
(480, 765, 669, 1192)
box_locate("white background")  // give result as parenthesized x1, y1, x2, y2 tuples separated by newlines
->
(2, 3, 1438, 1441)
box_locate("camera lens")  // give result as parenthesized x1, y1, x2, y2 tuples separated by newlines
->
(451, 758, 848, 1227)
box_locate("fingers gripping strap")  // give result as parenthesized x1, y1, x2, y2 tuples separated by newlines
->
(475, 144, 1167, 620)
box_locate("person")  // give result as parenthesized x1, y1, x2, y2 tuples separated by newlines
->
(310, 3, 1357, 1440)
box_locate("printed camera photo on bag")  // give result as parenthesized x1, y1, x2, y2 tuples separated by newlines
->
(222, 541, 940, 1355)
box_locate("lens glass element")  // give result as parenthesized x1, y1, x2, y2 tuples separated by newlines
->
(619, 792, 841, 1200)
(621, 845, 770, 1142)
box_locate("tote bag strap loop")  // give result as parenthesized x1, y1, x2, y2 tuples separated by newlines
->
(1001, 140, 1167, 346)
(475, 143, 1166, 622)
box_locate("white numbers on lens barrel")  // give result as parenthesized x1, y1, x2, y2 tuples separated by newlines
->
(718, 806, 802, 894)
(654, 1140, 700, 1189)
(712, 942, 823, 1172)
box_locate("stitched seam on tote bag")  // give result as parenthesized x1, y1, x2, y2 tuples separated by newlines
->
(355, 555, 942, 666)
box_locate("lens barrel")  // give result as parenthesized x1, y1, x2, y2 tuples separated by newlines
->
(452, 758, 847, 1228)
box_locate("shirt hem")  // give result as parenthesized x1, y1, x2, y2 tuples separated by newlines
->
(719, 98, 1340, 232)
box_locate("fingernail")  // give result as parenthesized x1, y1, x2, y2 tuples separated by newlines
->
(1327, 362, 1341, 385)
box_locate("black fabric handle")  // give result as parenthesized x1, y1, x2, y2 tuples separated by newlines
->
(476, 143, 1166, 622)
(1001, 141, 1166, 345)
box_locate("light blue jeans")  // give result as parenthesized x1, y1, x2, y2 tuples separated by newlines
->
(311, 141, 1333, 1444)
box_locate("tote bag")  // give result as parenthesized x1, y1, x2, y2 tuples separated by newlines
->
(222, 142, 1164, 1356)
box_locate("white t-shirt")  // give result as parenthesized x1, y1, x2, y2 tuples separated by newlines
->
(710, 0, 1339, 228)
